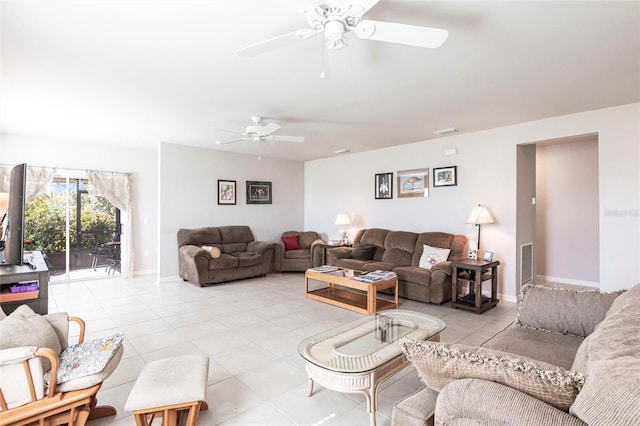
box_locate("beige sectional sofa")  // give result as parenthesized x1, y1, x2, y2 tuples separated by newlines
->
(177, 226, 273, 286)
(393, 283, 640, 426)
(327, 228, 466, 304)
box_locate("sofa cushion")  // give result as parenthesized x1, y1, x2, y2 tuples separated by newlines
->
(418, 245, 451, 270)
(0, 305, 61, 372)
(482, 325, 584, 370)
(392, 386, 438, 426)
(235, 252, 263, 268)
(298, 231, 320, 249)
(284, 249, 310, 259)
(357, 229, 388, 261)
(178, 227, 222, 247)
(515, 284, 623, 337)
(281, 235, 300, 250)
(335, 258, 370, 270)
(381, 231, 418, 266)
(209, 254, 239, 269)
(400, 339, 584, 411)
(361, 262, 397, 272)
(351, 244, 377, 260)
(393, 266, 431, 285)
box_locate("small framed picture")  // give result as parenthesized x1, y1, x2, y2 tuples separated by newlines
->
(483, 251, 495, 262)
(433, 166, 457, 187)
(375, 172, 393, 199)
(397, 168, 429, 198)
(468, 249, 478, 260)
(218, 180, 236, 205)
(246, 181, 272, 204)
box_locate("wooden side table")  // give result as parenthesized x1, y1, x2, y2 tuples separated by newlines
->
(451, 259, 500, 314)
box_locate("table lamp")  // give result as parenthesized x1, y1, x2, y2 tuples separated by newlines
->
(466, 204, 494, 255)
(335, 213, 350, 244)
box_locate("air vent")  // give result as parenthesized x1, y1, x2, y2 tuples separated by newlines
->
(434, 127, 459, 136)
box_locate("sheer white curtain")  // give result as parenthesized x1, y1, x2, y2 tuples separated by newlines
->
(26, 166, 56, 202)
(86, 171, 133, 278)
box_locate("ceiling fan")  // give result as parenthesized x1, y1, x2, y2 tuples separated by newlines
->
(215, 116, 305, 145)
(235, 0, 449, 57)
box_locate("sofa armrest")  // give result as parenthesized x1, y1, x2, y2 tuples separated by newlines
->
(326, 246, 353, 265)
(272, 240, 286, 271)
(436, 379, 587, 426)
(180, 244, 212, 259)
(431, 261, 452, 274)
(309, 239, 326, 267)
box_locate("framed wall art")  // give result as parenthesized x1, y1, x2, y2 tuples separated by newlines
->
(246, 181, 272, 204)
(433, 166, 457, 187)
(218, 179, 236, 205)
(397, 168, 429, 198)
(375, 172, 393, 199)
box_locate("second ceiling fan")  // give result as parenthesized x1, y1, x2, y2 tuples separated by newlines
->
(236, 0, 449, 57)
(215, 116, 305, 145)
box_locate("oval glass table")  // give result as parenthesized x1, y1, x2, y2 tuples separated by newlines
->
(297, 309, 446, 426)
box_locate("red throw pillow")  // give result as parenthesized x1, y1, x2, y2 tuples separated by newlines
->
(281, 235, 301, 251)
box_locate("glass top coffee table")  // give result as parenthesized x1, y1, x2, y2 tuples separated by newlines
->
(298, 309, 445, 426)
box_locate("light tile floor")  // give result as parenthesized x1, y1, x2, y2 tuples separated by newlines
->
(47, 273, 519, 426)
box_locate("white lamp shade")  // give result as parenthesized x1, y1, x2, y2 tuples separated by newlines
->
(335, 213, 351, 226)
(466, 205, 494, 225)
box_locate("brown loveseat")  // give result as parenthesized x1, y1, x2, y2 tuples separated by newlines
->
(327, 228, 466, 304)
(177, 226, 273, 286)
(273, 231, 325, 272)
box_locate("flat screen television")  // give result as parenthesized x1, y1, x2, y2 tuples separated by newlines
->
(1, 163, 27, 266)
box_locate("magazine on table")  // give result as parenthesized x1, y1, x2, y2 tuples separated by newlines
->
(353, 270, 396, 283)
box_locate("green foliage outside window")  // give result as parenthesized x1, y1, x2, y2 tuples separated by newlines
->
(24, 192, 116, 253)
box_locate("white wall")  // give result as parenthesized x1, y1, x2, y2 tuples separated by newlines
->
(536, 137, 599, 285)
(304, 103, 640, 298)
(0, 134, 159, 275)
(157, 142, 304, 279)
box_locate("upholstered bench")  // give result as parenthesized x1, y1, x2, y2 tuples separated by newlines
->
(125, 355, 209, 426)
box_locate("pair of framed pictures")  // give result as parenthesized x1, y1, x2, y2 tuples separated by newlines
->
(374, 166, 457, 199)
(217, 180, 271, 205)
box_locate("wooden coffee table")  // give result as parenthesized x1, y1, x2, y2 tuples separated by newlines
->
(304, 268, 398, 315)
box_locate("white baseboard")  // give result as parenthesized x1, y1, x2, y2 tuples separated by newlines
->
(133, 269, 156, 277)
(536, 275, 599, 288)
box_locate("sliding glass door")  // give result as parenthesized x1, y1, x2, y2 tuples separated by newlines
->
(24, 172, 120, 281)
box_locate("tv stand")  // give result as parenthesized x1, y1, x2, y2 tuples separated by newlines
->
(0, 251, 49, 315)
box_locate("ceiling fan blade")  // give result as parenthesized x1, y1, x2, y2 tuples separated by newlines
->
(216, 137, 249, 145)
(260, 122, 281, 135)
(236, 29, 315, 57)
(266, 135, 305, 142)
(354, 20, 449, 48)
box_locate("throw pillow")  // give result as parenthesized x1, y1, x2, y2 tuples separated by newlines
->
(350, 244, 377, 261)
(201, 245, 221, 258)
(418, 245, 451, 269)
(281, 235, 301, 251)
(46, 331, 125, 386)
(0, 305, 62, 372)
(515, 284, 624, 337)
(400, 338, 584, 411)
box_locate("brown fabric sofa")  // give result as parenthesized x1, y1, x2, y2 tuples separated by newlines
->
(393, 283, 640, 426)
(273, 231, 325, 272)
(327, 228, 466, 304)
(177, 226, 273, 286)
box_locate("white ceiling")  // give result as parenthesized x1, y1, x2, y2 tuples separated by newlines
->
(1, 0, 638, 162)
